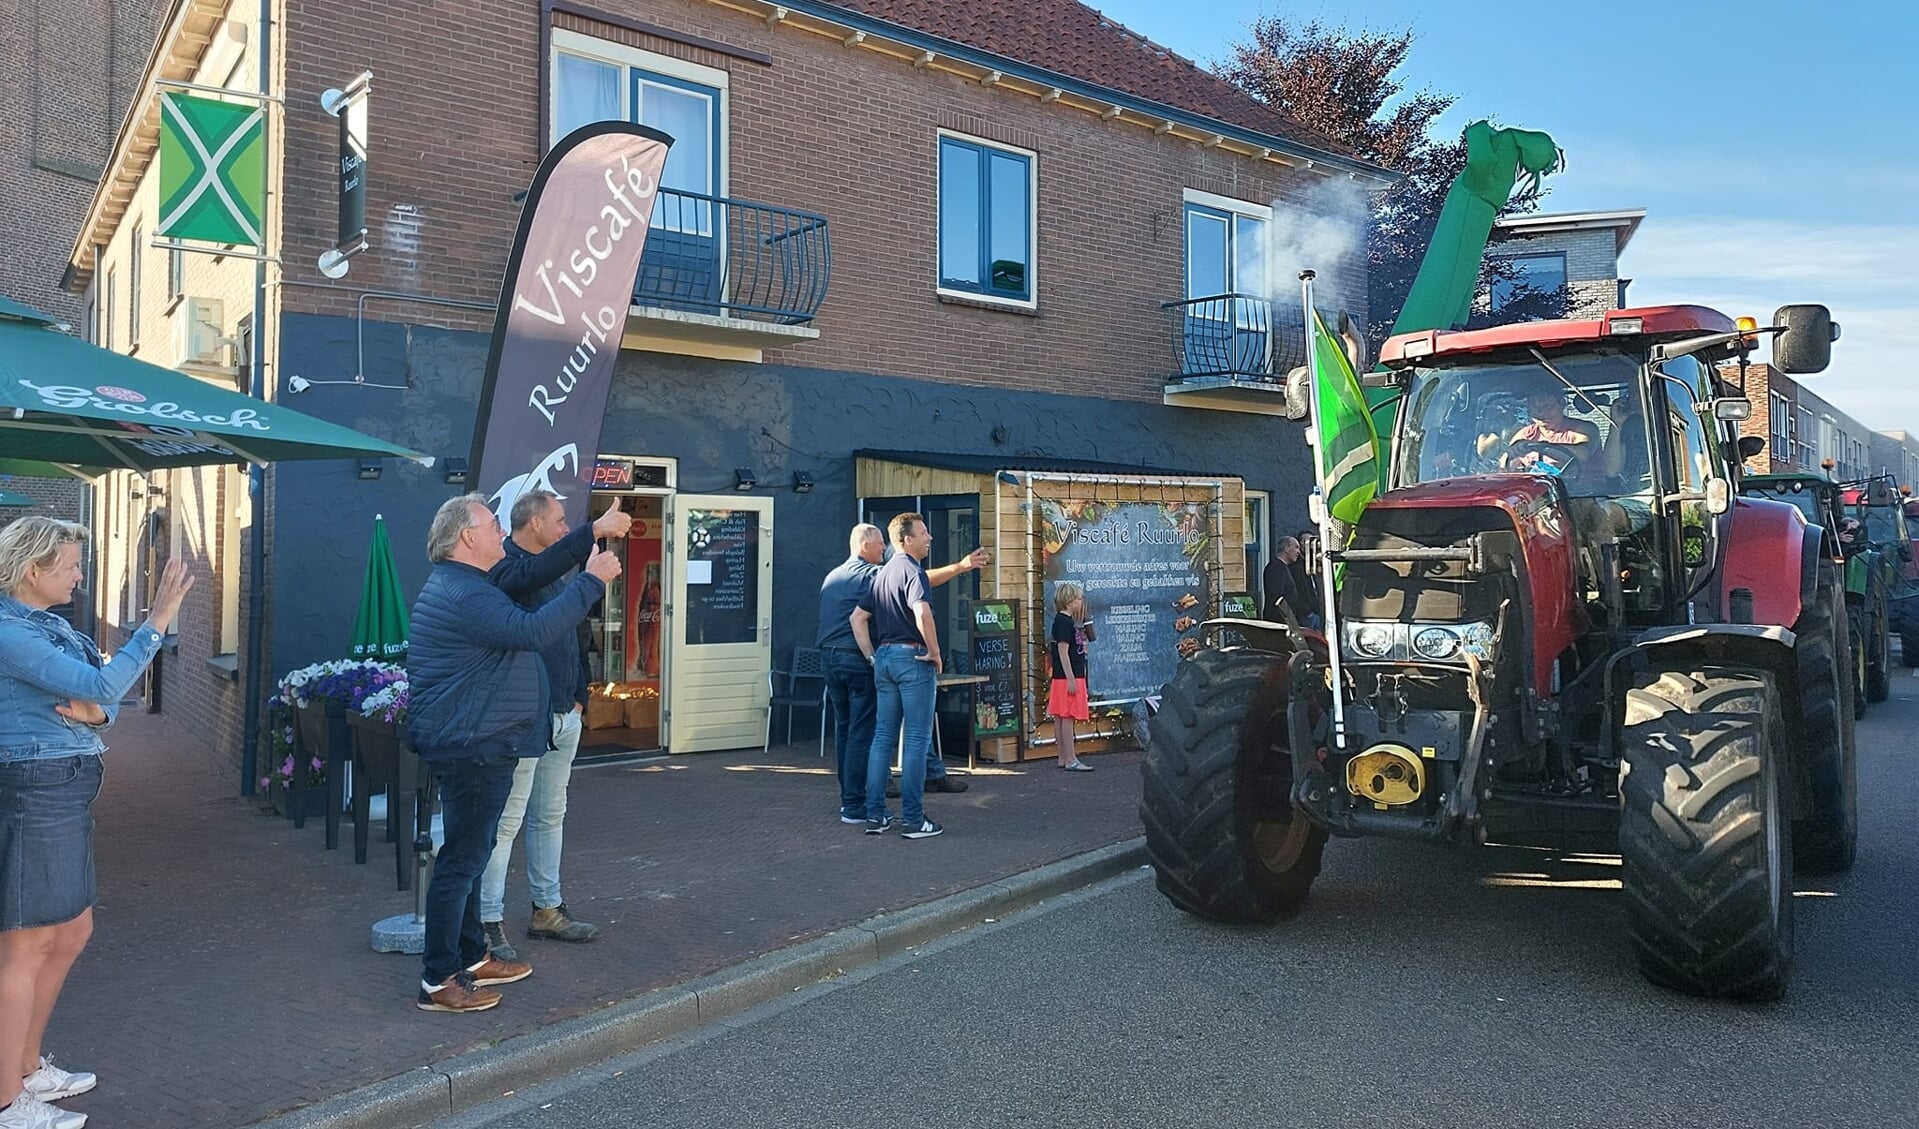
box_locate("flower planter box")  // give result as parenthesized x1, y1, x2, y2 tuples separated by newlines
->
(265, 779, 328, 819)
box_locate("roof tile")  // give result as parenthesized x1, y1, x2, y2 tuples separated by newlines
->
(825, 0, 1359, 160)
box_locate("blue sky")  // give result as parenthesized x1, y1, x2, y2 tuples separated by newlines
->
(1092, 0, 1917, 423)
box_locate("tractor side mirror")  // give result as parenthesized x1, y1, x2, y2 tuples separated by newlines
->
(1737, 435, 1766, 460)
(1705, 477, 1732, 515)
(1712, 397, 1753, 421)
(1774, 304, 1839, 375)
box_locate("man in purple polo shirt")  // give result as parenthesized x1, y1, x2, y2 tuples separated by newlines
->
(850, 512, 949, 839)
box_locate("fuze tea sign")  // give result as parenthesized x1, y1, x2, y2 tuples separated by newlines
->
(1040, 499, 1216, 700)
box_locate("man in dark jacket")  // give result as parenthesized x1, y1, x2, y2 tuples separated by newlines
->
(407, 494, 620, 1013)
(478, 490, 631, 958)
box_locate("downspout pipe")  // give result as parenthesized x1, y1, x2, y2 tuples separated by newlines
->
(239, 0, 273, 795)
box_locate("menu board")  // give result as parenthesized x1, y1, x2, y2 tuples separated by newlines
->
(1039, 499, 1216, 699)
(968, 599, 1022, 738)
(683, 508, 757, 645)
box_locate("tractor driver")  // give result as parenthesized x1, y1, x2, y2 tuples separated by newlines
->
(1475, 387, 1601, 486)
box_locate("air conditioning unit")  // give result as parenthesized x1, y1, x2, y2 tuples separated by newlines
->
(175, 297, 230, 368)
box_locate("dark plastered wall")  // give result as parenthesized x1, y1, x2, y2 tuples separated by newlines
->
(268, 313, 1315, 681)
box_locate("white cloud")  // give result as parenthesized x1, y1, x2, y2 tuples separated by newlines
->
(1620, 218, 1917, 427)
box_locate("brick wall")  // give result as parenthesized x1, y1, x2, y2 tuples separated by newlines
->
(273, 0, 1370, 400)
(0, 0, 158, 323)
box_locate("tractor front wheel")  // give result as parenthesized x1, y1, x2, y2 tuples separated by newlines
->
(1141, 649, 1327, 923)
(1794, 567, 1858, 873)
(1866, 597, 1891, 704)
(1620, 668, 1793, 1001)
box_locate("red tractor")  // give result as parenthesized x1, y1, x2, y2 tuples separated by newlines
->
(1143, 304, 1849, 1000)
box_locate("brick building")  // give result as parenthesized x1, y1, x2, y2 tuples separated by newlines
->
(61, 0, 1388, 779)
(1730, 362, 1872, 479)
(0, 0, 159, 527)
(1867, 430, 1919, 491)
(1486, 208, 1643, 319)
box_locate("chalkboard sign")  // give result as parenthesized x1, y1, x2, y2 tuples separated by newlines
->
(968, 599, 1022, 738)
(683, 508, 758, 645)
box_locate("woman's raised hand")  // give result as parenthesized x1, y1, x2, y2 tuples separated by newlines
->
(148, 559, 195, 634)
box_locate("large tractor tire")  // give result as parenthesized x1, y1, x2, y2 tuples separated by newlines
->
(1620, 669, 1793, 1001)
(1866, 595, 1891, 704)
(1141, 649, 1328, 923)
(1792, 567, 1858, 873)
(1846, 608, 1867, 721)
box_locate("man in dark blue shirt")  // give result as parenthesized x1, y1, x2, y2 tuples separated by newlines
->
(849, 513, 965, 839)
(818, 523, 986, 824)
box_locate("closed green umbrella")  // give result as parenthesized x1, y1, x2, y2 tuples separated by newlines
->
(349, 514, 409, 662)
(0, 297, 430, 471)
(0, 488, 37, 507)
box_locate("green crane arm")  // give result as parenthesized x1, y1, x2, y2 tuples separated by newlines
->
(1366, 120, 1564, 475)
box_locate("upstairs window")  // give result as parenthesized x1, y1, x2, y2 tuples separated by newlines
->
(1490, 252, 1567, 312)
(549, 30, 725, 202)
(938, 134, 1034, 305)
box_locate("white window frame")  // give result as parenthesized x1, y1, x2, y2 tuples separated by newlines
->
(935, 128, 1039, 312)
(548, 27, 730, 200)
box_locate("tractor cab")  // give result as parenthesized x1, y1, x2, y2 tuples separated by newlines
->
(1389, 340, 1732, 630)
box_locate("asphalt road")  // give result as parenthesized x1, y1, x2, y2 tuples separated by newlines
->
(440, 670, 1919, 1129)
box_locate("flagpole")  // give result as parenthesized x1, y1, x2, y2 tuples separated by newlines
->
(1299, 269, 1348, 752)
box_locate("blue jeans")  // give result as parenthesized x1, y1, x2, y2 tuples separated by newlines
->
(866, 644, 936, 826)
(479, 710, 582, 921)
(824, 651, 877, 817)
(423, 754, 518, 985)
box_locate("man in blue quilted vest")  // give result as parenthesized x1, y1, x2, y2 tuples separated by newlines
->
(405, 494, 620, 1013)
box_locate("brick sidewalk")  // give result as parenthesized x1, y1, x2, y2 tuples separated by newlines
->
(46, 712, 1142, 1127)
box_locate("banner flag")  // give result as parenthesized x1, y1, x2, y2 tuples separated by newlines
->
(156, 93, 266, 247)
(470, 123, 673, 531)
(1310, 307, 1380, 526)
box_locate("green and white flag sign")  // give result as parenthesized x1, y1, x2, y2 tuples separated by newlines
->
(157, 93, 265, 247)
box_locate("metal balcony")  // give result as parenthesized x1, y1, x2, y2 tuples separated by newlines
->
(1159, 294, 1304, 415)
(627, 189, 831, 358)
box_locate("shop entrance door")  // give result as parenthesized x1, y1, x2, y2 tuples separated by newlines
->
(665, 494, 773, 752)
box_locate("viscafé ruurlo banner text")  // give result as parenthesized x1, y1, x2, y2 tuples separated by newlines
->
(1040, 499, 1218, 701)
(471, 122, 674, 530)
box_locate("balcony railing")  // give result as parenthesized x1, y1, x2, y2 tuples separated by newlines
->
(1161, 293, 1310, 382)
(634, 189, 831, 326)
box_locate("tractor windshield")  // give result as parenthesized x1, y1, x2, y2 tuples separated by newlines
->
(1398, 351, 1651, 501)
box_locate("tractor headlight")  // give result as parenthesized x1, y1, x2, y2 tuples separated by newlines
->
(1348, 623, 1396, 658)
(1412, 626, 1460, 659)
(1459, 622, 1495, 660)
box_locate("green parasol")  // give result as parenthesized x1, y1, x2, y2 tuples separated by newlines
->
(349, 514, 409, 662)
(0, 296, 430, 471)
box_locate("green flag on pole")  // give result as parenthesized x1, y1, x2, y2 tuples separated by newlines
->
(349, 516, 410, 662)
(157, 92, 266, 247)
(1311, 308, 1380, 526)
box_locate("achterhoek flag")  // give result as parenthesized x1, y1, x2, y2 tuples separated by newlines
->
(470, 122, 674, 530)
(1311, 308, 1380, 526)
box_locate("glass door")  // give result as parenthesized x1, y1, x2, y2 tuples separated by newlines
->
(1183, 203, 1269, 375)
(665, 494, 773, 752)
(636, 72, 724, 312)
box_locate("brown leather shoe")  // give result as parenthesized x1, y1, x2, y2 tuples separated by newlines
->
(465, 955, 533, 986)
(418, 972, 502, 1012)
(528, 903, 600, 943)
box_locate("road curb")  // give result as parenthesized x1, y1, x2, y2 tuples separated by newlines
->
(248, 836, 1146, 1129)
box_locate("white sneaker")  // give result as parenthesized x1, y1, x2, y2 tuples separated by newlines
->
(22, 1058, 95, 1102)
(0, 1094, 85, 1128)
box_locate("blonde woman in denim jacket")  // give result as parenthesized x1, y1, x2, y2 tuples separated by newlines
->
(0, 518, 190, 1129)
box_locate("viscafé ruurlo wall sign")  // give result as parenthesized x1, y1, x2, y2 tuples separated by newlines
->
(1040, 499, 1217, 701)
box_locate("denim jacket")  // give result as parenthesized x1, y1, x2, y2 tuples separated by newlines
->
(0, 594, 163, 762)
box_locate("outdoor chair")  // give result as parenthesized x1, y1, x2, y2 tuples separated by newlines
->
(764, 646, 829, 755)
